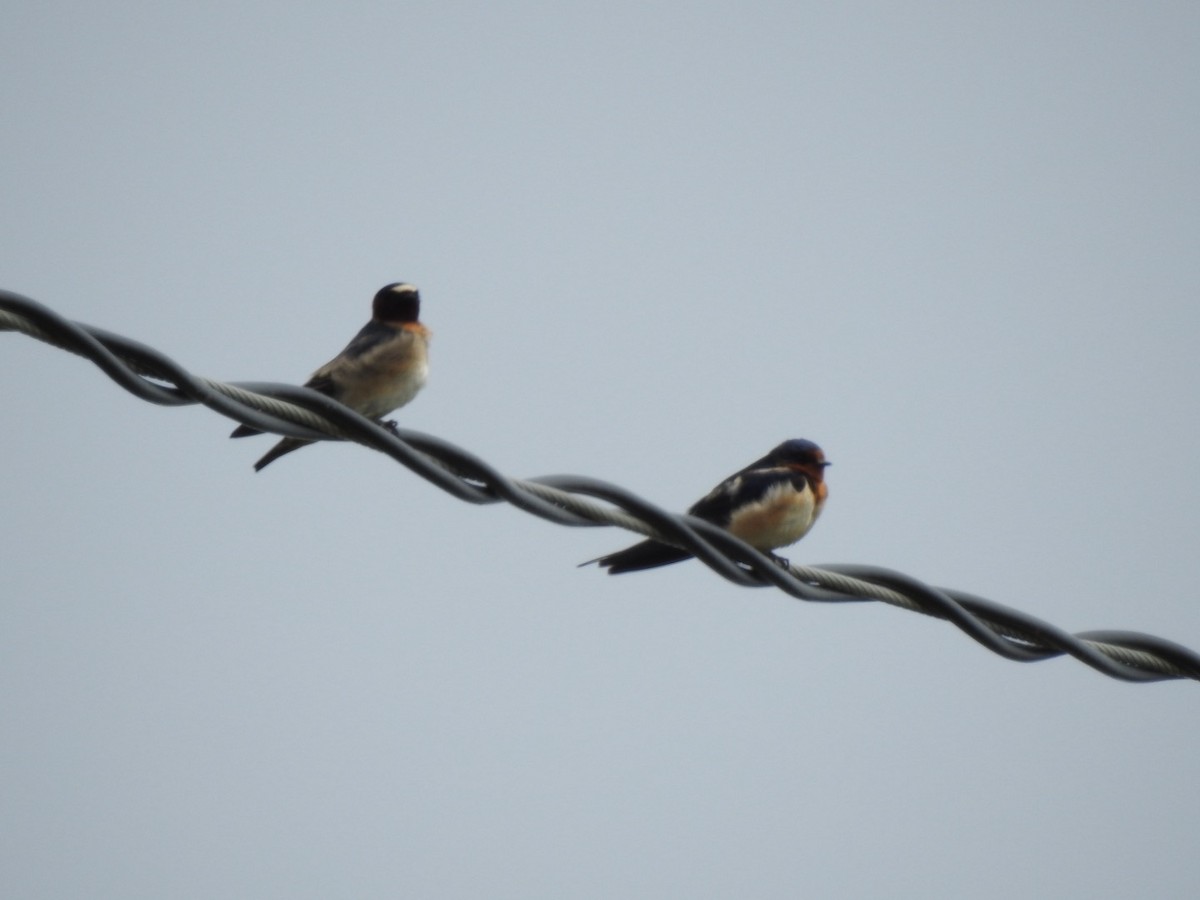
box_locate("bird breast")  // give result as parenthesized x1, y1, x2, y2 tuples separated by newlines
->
(725, 479, 819, 550)
(338, 331, 429, 419)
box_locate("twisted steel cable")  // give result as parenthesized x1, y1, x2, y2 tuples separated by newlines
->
(3, 288, 1198, 684)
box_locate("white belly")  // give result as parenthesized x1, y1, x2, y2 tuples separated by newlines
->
(726, 481, 818, 550)
(336, 334, 429, 419)
(359, 357, 428, 418)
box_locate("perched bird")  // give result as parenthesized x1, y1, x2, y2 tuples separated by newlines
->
(585, 439, 830, 574)
(231, 282, 430, 471)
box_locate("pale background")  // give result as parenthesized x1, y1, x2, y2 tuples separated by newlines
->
(2, 3, 1198, 897)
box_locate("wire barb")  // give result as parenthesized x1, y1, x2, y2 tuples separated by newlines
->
(3, 288, 1197, 684)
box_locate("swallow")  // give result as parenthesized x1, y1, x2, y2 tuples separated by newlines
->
(231, 282, 430, 471)
(584, 439, 830, 574)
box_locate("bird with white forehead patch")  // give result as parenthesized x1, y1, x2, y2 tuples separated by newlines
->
(231, 282, 430, 471)
(584, 439, 830, 574)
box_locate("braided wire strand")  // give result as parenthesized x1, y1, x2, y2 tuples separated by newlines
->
(3, 289, 1197, 684)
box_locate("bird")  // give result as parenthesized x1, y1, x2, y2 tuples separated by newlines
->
(584, 439, 830, 574)
(231, 282, 430, 471)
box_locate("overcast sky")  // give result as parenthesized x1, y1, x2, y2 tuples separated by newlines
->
(3, 2, 1198, 898)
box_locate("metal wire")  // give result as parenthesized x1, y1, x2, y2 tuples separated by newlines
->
(3, 287, 1198, 684)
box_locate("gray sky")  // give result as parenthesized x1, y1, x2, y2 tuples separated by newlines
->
(3, 2, 1198, 897)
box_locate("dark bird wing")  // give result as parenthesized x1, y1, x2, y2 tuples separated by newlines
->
(227, 353, 345, 440)
(587, 472, 746, 574)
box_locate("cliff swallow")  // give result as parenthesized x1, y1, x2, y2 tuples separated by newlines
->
(585, 439, 829, 573)
(231, 282, 429, 471)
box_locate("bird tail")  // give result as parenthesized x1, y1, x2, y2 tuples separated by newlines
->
(581, 539, 693, 575)
(230, 424, 260, 438)
(252, 437, 311, 472)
